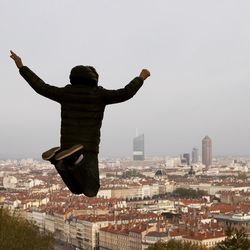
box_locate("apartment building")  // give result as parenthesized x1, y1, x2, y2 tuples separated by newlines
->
(183, 230, 226, 249)
(99, 223, 157, 250)
(99, 224, 130, 250)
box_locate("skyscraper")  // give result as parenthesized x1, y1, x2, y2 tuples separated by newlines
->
(192, 147, 199, 163)
(133, 134, 144, 161)
(183, 153, 190, 165)
(202, 136, 212, 167)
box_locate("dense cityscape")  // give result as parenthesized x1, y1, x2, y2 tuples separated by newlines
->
(1, 136, 250, 249)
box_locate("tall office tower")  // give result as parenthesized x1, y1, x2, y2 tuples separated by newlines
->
(192, 147, 199, 163)
(133, 134, 144, 161)
(202, 136, 212, 167)
(183, 153, 190, 165)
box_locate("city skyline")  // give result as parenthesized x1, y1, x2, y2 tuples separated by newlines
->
(1, 133, 249, 160)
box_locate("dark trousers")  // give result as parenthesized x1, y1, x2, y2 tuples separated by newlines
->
(54, 152, 100, 197)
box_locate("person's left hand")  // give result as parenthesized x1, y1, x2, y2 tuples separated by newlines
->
(10, 50, 23, 69)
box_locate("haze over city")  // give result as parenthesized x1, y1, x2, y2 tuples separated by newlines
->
(1, 0, 250, 159)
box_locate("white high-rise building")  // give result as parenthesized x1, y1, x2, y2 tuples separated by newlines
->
(133, 134, 144, 161)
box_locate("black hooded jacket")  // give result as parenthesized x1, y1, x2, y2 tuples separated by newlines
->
(19, 66, 144, 152)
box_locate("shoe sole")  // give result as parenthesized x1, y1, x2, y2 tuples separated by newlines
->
(42, 147, 60, 160)
(55, 144, 83, 161)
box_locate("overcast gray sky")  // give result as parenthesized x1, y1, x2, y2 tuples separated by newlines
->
(1, 0, 250, 159)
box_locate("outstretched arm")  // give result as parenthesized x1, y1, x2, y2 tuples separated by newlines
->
(10, 50, 63, 103)
(101, 69, 150, 105)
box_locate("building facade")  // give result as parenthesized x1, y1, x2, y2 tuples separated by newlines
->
(202, 136, 212, 167)
(191, 147, 198, 163)
(183, 153, 190, 165)
(133, 134, 144, 161)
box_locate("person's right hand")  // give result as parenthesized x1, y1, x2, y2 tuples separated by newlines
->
(10, 50, 23, 69)
(139, 69, 150, 81)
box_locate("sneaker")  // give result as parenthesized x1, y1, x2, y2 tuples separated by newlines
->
(74, 154, 84, 165)
(55, 144, 84, 161)
(42, 147, 60, 161)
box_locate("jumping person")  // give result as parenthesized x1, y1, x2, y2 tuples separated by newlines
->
(10, 50, 150, 197)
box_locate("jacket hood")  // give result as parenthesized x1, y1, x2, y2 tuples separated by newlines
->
(70, 65, 99, 86)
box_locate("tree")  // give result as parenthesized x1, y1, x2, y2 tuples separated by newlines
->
(121, 169, 144, 178)
(215, 226, 250, 250)
(146, 241, 167, 250)
(172, 188, 207, 198)
(0, 208, 54, 250)
(146, 239, 209, 250)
